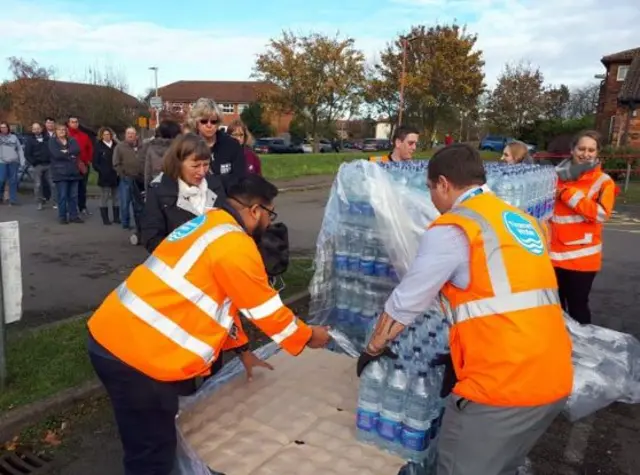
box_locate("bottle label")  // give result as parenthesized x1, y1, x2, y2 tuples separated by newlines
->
(356, 408, 379, 432)
(335, 253, 348, 272)
(348, 256, 360, 273)
(401, 425, 429, 452)
(360, 259, 375, 276)
(377, 416, 401, 442)
(374, 260, 389, 277)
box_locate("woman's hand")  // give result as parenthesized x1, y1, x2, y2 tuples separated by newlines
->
(239, 350, 274, 381)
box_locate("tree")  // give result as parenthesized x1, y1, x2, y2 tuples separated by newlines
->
(566, 83, 600, 119)
(372, 24, 485, 142)
(544, 84, 570, 119)
(240, 102, 274, 138)
(253, 31, 365, 151)
(363, 63, 400, 136)
(485, 62, 546, 136)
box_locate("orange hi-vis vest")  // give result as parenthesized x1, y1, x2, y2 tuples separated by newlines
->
(431, 192, 573, 407)
(369, 155, 391, 163)
(88, 209, 312, 382)
(550, 165, 615, 272)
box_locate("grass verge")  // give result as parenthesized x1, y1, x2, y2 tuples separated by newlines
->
(618, 181, 640, 205)
(0, 258, 314, 414)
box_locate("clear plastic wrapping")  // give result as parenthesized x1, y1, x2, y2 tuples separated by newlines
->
(174, 159, 640, 473)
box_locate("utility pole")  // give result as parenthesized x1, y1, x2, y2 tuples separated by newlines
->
(397, 36, 418, 128)
(149, 66, 160, 127)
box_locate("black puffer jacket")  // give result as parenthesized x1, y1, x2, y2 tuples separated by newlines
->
(141, 173, 226, 253)
(48, 137, 82, 182)
(24, 134, 50, 166)
(93, 140, 119, 188)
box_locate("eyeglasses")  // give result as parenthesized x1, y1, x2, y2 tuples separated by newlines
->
(199, 118, 220, 125)
(231, 198, 278, 222)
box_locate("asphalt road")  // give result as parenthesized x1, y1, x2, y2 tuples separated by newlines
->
(3, 191, 640, 474)
(2, 187, 329, 328)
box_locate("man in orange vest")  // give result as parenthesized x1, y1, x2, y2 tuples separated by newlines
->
(369, 125, 419, 162)
(87, 174, 331, 475)
(357, 144, 573, 474)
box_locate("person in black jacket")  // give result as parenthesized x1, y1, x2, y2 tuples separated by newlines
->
(187, 97, 247, 190)
(141, 133, 226, 253)
(24, 122, 55, 210)
(48, 123, 83, 224)
(93, 127, 120, 225)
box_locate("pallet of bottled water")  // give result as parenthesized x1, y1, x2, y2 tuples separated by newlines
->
(306, 159, 557, 473)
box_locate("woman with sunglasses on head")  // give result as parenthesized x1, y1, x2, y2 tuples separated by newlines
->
(188, 98, 247, 189)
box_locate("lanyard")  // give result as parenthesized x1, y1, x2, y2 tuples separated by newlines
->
(455, 184, 489, 207)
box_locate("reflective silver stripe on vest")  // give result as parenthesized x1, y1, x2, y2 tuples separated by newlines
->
(448, 207, 512, 295)
(551, 214, 585, 224)
(174, 223, 244, 276)
(144, 255, 234, 331)
(116, 283, 215, 363)
(567, 191, 585, 209)
(587, 173, 612, 199)
(271, 319, 300, 344)
(454, 288, 559, 323)
(242, 294, 284, 320)
(596, 204, 607, 223)
(549, 244, 602, 261)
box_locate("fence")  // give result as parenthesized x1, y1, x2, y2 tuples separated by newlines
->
(533, 153, 640, 192)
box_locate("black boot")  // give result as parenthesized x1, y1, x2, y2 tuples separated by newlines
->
(100, 207, 112, 225)
(112, 206, 121, 224)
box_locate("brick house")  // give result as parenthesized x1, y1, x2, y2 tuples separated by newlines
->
(595, 47, 640, 147)
(153, 80, 292, 134)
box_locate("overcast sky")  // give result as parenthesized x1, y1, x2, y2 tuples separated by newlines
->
(1, 0, 638, 97)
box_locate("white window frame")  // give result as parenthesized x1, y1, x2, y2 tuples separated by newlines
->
(221, 103, 235, 114)
(617, 65, 629, 82)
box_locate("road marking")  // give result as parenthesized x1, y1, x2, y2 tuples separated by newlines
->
(563, 418, 594, 466)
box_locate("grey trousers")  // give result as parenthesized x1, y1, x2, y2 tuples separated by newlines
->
(100, 186, 119, 207)
(33, 164, 55, 203)
(437, 395, 567, 475)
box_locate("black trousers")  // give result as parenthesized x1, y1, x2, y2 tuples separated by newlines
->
(554, 267, 597, 325)
(89, 352, 224, 475)
(78, 171, 89, 212)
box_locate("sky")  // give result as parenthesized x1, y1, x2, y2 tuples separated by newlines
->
(1, 0, 638, 98)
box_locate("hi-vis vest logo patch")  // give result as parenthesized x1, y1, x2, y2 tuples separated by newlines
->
(167, 214, 207, 242)
(502, 211, 544, 256)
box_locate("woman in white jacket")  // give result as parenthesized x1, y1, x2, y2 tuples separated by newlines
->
(0, 122, 25, 205)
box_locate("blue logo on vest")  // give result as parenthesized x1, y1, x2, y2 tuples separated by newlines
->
(167, 214, 206, 242)
(502, 211, 544, 256)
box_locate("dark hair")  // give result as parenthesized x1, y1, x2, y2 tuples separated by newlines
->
(427, 143, 486, 188)
(67, 115, 79, 122)
(45, 117, 55, 123)
(162, 133, 211, 180)
(156, 120, 181, 140)
(571, 130, 602, 151)
(0, 122, 10, 130)
(227, 174, 278, 207)
(392, 125, 419, 146)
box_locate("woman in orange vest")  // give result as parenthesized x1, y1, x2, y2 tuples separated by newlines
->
(550, 130, 616, 324)
(87, 148, 331, 474)
(357, 144, 572, 475)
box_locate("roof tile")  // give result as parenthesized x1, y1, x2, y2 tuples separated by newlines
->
(157, 81, 271, 103)
(602, 47, 640, 64)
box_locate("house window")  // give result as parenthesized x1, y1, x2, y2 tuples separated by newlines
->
(221, 103, 235, 114)
(617, 65, 629, 82)
(237, 103, 249, 114)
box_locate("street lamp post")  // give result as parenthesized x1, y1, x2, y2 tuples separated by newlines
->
(397, 36, 418, 127)
(149, 66, 159, 127)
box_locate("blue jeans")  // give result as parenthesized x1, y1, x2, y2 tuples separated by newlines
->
(119, 177, 144, 230)
(0, 161, 20, 204)
(55, 180, 79, 220)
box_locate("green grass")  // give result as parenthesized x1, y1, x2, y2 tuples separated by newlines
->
(618, 181, 640, 205)
(261, 149, 501, 181)
(0, 258, 314, 413)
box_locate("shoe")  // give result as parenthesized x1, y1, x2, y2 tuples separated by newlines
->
(81, 208, 92, 216)
(37, 202, 43, 211)
(99, 207, 112, 225)
(70, 217, 84, 224)
(53, 205, 58, 210)
(59, 218, 69, 225)
(112, 206, 121, 224)
(129, 233, 140, 246)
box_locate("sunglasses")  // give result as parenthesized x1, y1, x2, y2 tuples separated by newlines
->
(199, 118, 220, 125)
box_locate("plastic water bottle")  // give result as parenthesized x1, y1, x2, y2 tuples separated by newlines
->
(360, 229, 378, 281)
(335, 227, 350, 277)
(401, 371, 432, 462)
(378, 364, 408, 451)
(356, 360, 387, 444)
(348, 282, 363, 338)
(347, 227, 363, 277)
(335, 278, 350, 328)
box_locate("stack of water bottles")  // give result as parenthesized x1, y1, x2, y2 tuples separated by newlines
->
(357, 311, 450, 473)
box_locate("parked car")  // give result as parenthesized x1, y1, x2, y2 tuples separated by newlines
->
(362, 138, 391, 152)
(253, 138, 303, 154)
(479, 135, 536, 154)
